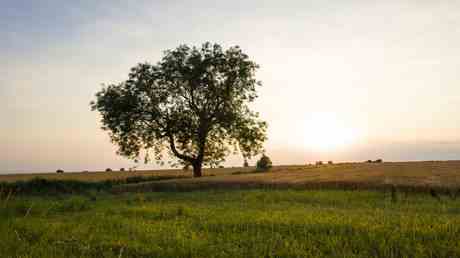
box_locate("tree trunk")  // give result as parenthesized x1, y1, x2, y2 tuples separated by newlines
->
(192, 162, 202, 177)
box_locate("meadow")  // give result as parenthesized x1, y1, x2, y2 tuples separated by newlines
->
(2, 189, 460, 257)
(1, 161, 460, 257)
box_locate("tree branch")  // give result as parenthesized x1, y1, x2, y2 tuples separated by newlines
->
(168, 133, 195, 163)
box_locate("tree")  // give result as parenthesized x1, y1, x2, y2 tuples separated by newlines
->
(91, 42, 267, 177)
(256, 154, 272, 171)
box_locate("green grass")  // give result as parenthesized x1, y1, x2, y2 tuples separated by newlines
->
(1, 189, 460, 257)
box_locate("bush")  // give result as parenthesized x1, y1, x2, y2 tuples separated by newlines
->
(105, 168, 112, 172)
(316, 161, 323, 166)
(374, 159, 383, 163)
(366, 160, 372, 163)
(243, 160, 249, 167)
(256, 155, 272, 171)
(328, 161, 333, 165)
(56, 169, 64, 173)
(218, 165, 224, 168)
(120, 168, 125, 172)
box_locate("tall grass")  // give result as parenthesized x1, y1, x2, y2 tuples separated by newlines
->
(1, 189, 460, 257)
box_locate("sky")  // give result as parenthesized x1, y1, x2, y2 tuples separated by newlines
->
(2, 0, 460, 173)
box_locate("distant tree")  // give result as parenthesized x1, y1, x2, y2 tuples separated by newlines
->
(243, 159, 249, 167)
(218, 165, 225, 168)
(366, 160, 372, 163)
(374, 159, 383, 163)
(256, 154, 272, 171)
(56, 169, 64, 174)
(316, 161, 323, 166)
(120, 168, 125, 172)
(91, 42, 267, 177)
(327, 161, 333, 165)
(105, 168, 112, 172)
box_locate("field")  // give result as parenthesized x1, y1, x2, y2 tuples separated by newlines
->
(1, 161, 460, 257)
(115, 161, 460, 193)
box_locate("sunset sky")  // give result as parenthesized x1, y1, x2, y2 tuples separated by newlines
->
(2, 0, 460, 173)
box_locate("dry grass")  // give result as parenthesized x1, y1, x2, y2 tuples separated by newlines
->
(112, 161, 460, 193)
(3, 161, 460, 192)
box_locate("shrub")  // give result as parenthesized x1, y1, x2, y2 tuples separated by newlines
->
(120, 168, 125, 172)
(243, 160, 249, 167)
(374, 159, 383, 163)
(218, 165, 225, 168)
(56, 169, 64, 173)
(328, 161, 333, 165)
(366, 160, 372, 163)
(256, 155, 272, 171)
(316, 161, 323, 166)
(105, 168, 112, 172)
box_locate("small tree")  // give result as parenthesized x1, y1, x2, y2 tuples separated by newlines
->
(105, 168, 112, 172)
(91, 42, 267, 177)
(56, 169, 64, 173)
(243, 159, 249, 167)
(327, 161, 333, 165)
(256, 154, 272, 171)
(120, 168, 125, 172)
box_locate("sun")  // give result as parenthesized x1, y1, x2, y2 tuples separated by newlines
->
(303, 112, 358, 152)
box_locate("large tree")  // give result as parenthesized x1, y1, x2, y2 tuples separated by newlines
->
(91, 42, 267, 177)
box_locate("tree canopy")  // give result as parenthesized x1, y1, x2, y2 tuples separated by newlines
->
(91, 42, 267, 177)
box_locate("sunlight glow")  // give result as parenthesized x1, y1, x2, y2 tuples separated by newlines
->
(303, 112, 358, 152)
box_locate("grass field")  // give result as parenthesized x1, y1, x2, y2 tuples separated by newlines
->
(114, 161, 460, 193)
(3, 161, 460, 188)
(1, 189, 460, 257)
(1, 161, 460, 257)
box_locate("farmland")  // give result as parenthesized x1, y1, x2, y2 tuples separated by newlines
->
(2, 161, 460, 190)
(1, 161, 460, 257)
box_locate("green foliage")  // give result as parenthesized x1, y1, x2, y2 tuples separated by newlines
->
(256, 154, 272, 171)
(1, 190, 460, 257)
(91, 42, 267, 176)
